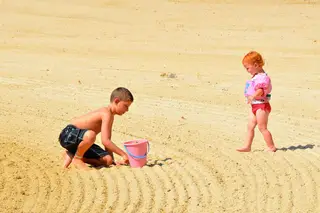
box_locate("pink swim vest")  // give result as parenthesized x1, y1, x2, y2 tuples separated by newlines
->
(244, 73, 272, 103)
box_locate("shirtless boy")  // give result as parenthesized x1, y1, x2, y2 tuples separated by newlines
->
(58, 87, 133, 169)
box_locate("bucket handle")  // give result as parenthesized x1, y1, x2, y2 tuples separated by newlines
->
(124, 141, 150, 159)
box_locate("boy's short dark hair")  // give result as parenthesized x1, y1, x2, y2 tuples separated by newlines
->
(110, 87, 134, 102)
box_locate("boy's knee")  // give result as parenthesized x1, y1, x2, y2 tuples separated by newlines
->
(84, 130, 96, 142)
(101, 155, 113, 166)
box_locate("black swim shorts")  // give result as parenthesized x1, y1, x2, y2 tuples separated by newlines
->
(58, 124, 109, 159)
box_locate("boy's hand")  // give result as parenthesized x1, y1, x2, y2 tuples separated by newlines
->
(121, 153, 129, 164)
(116, 153, 129, 166)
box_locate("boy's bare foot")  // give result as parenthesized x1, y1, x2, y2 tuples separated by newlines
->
(236, 147, 251, 152)
(72, 158, 89, 170)
(265, 147, 277, 152)
(63, 151, 73, 168)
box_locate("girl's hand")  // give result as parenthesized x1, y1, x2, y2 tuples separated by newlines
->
(247, 96, 254, 104)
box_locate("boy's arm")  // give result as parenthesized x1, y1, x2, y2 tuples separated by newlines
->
(100, 111, 128, 161)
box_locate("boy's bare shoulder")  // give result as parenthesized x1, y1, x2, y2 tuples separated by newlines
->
(97, 106, 112, 116)
(96, 107, 115, 121)
(71, 106, 112, 130)
(88, 107, 112, 120)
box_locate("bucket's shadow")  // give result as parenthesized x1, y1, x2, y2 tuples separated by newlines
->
(146, 158, 173, 167)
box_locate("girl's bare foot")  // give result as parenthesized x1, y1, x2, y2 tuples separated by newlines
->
(265, 147, 277, 152)
(63, 151, 73, 168)
(236, 147, 251, 152)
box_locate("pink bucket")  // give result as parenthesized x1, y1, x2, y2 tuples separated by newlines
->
(124, 139, 149, 168)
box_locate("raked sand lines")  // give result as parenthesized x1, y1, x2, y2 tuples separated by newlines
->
(119, 168, 143, 213)
(111, 168, 131, 213)
(1, 77, 319, 213)
(0, 139, 226, 212)
(1, 81, 319, 213)
(0, 144, 25, 212)
(1, 121, 320, 213)
(201, 129, 320, 213)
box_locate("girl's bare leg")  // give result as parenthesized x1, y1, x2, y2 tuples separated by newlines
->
(256, 109, 276, 152)
(237, 110, 257, 152)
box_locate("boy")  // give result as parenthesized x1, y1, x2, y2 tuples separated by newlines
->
(58, 87, 133, 169)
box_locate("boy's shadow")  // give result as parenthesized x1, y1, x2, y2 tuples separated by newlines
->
(277, 144, 315, 151)
(90, 157, 173, 169)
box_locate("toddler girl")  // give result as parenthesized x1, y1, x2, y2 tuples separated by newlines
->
(237, 51, 276, 152)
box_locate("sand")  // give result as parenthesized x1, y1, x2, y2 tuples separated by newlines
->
(1, 0, 320, 212)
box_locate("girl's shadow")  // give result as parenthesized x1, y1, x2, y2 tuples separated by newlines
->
(277, 144, 315, 151)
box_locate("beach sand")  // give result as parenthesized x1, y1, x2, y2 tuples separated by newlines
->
(1, 0, 320, 212)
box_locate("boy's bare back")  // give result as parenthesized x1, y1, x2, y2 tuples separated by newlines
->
(71, 107, 114, 135)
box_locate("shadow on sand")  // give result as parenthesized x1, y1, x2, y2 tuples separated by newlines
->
(277, 144, 315, 151)
(146, 158, 173, 167)
(91, 157, 173, 169)
(252, 144, 316, 153)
